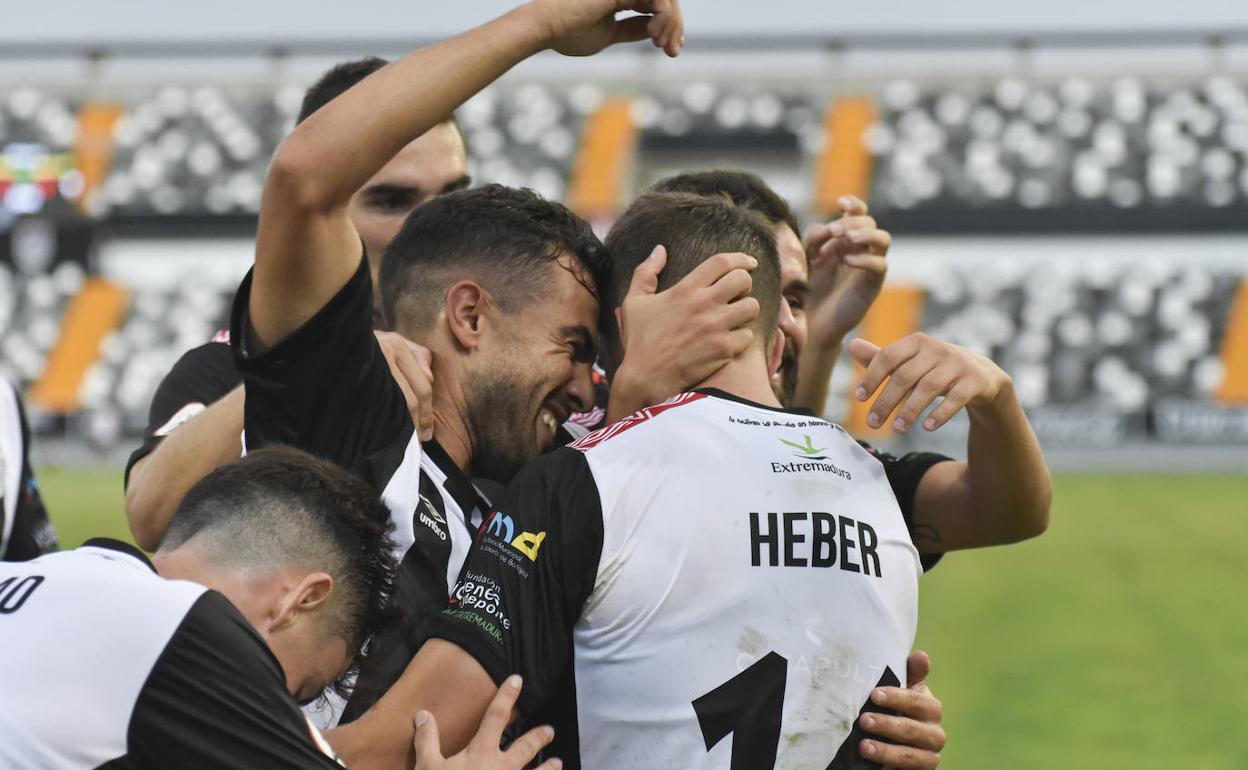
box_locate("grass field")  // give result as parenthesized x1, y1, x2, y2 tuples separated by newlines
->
(36, 468, 1248, 769)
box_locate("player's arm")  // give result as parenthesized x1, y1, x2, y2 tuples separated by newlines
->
(126, 386, 244, 550)
(607, 247, 760, 421)
(791, 195, 890, 413)
(851, 334, 1052, 551)
(412, 673, 562, 770)
(250, 0, 683, 351)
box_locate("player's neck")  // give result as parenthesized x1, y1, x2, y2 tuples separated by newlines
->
(698, 348, 783, 410)
(430, 374, 474, 472)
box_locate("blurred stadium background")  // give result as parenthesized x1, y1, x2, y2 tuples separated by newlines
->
(4, 0, 1246, 766)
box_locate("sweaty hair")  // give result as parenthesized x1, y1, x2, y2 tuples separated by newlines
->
(652, 169, 802, 241)
(297, 56, 464, 142)
(379, 184, 609, 334)
(160, 446, 397, 692)
(604, 191, 781, 345)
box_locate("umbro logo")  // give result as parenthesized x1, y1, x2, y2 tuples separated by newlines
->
(420, 495, 447, 525)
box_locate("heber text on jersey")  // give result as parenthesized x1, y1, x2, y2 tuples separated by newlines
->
(748, 511, 882, 577)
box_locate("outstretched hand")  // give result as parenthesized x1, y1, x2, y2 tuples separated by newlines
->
(850, 333, 1011, 433)
(533, 0, 685, 57)
(413, 675, 562, 770)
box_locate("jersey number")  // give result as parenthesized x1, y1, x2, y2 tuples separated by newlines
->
(0, 575, 44, 614)
(692, 651, 900, 770)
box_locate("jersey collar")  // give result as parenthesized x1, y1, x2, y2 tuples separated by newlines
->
(422, 438, 491, 518)
(693, 387, 823, 419)
(81, 538, 157, 573)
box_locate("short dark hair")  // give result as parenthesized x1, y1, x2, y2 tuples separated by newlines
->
(298, 57, 389, 124)
(652, 170, 802, 240)
(297, 57, 464, 145)
(604, 191, 781, 344)
(161, 446, 397, 691)
(379, 184, 609, 334)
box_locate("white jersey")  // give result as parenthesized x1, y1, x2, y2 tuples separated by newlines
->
(430, 389, 949, 769)
(0, 539, 343, 769)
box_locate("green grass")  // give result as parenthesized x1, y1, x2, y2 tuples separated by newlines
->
(35, 468, 1248, 768)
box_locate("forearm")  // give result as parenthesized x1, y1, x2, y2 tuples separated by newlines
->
(252, 5, 550, 348)
(961, 381, 1052, 543)
(328, 640, 496, 769)
(272, 6, 546, 212)
(790, 338, 843, 413)
(124, 387, 245, 550)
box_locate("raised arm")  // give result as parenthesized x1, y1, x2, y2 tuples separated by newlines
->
(250, 0, 683, 351)
(791, 195, 890, 413)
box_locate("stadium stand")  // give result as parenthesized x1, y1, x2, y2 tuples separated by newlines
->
(1, 75, 1246, 449)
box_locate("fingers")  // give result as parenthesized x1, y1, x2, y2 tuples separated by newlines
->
(723, 327, 755, 359)
(412, 710, 443, 769)
(921, 379, 981, 431)
(683, 252, 757, 290)
(866, 354, 937, 431)
(860, 738, 941, 770)
(611, 14, 652, 45)
(907, 650, 933, 688)
(837, 194, 869, 216)
(847, 337, 879, 368)
(891, 361, 959, 433)
(842, 253, 889, 276)
(707, 267, 753, 304)
(503, 724, 557, 767)
(859, 713, 944, 753)
(721, 296, 761, 330)
(868, 685, 943, 723)
(626, 245, 667, 298)
(470, 674, 523, 750)
(854, 334, 919, 405)
(384, 338, 434, 441)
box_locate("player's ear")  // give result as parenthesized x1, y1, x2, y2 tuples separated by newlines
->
(272, 572, 334, 631)
(444, 280, 491, 351)
(768, 328, 784, 377)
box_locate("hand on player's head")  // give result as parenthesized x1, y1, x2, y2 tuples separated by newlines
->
(607, 247, 760, 418)
(535, 0, 685, 58)
(375, 331, 435, 442)
(412, 675, 562, 770)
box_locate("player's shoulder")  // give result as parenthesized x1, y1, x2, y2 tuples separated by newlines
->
(568, 390, 713, 454)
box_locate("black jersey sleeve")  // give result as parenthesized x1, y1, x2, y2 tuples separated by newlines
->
(1, 387, 57, 561)
(860, 442, 952, 571)
(125, 590, 343, 769)
(124, 340, 242, 487)
(425, 447, 604, 716)
(229, 255, 410, 468)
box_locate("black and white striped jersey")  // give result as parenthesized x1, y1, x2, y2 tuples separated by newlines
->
(0, 379, 57, 562)
(428, 389, 950, 770)
(230, 255, 488, 725)
(0, 539, 343, 769)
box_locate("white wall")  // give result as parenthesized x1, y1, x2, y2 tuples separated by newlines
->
(5, 0, 1246, 46)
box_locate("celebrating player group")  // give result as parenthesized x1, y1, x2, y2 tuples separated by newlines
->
(0, 0, 1052, 768)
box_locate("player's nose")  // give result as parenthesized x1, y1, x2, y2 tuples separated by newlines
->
(565, 361, 595, 414)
